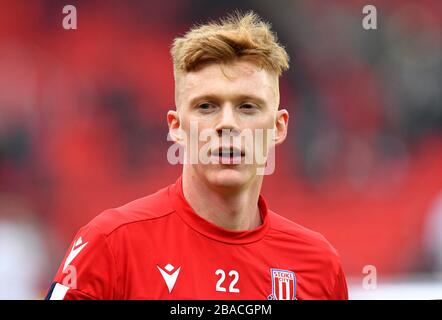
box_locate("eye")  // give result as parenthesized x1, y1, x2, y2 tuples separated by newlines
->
(197, 102, 217, 113)
(239, 103, 258, 113)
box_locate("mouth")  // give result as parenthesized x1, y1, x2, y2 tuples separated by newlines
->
(210, 147, 245, 164)
(217, 147, 244, 157)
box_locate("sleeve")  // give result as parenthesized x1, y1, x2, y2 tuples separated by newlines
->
(45, 224, 118, 300)
(330, 264, 349, 300)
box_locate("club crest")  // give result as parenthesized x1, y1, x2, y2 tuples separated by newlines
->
(267, 268, 296, 300)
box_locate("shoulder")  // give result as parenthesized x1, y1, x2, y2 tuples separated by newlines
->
(84, 184, 175, 237)
(268, 211, 340, 260)
(267, 211, 347, 298)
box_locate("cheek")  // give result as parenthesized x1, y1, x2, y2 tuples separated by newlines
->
(252, 115, 276, 149)
(179, 112, 200, 131)
(244, 113, 275, 130)
(179, 115, 213, 148)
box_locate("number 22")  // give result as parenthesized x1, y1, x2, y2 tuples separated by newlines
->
(215, 269, 240, 293)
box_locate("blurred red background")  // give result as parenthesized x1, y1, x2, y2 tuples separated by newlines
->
(0, 0, 441, 298)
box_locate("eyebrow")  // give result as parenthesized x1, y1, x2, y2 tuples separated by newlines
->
(188, 93, 267, 107)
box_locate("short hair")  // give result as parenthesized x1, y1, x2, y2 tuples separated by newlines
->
(170, 11, 290, 78)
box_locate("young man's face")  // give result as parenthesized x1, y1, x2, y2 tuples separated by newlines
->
(168, 58, 288, 191)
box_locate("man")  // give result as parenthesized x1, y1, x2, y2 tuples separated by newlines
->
(46, 11, 348, 300)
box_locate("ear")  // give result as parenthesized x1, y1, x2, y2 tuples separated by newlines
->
(274, 109, 289, 146)
(167, 110, 183, 143)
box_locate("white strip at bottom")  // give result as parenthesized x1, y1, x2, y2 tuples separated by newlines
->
(49, 283, 70, 300)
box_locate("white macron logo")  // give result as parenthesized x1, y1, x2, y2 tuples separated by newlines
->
(63, 236, 88, 272)
(157, 263, 181, 293)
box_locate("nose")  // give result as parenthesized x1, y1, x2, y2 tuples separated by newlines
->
(214, 105, 240, 136)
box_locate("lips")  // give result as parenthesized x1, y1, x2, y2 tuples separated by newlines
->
(214, 147, 245, 158)
(208, 147, 245, 165)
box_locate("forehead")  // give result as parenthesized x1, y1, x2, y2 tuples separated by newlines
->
(176, 60, 278, 105)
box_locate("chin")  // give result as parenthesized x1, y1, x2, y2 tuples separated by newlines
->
(206, 167, 254, 190)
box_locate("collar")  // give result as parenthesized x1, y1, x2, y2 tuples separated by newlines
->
(168, 176, 271, 244)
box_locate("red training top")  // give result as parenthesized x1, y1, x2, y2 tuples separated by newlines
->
(46, 176, 348, 300)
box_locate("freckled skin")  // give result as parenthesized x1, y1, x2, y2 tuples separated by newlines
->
(169, 59, 289, 191)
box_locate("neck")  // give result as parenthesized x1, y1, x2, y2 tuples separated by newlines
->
(182, 168, 263, 231)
